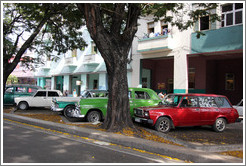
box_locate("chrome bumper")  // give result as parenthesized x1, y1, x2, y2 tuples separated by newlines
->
(70, 107, 84, 118)
(134, 117, 153, 125)
(51, 103, 63, 112)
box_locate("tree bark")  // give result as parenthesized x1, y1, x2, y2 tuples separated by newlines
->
(77, 3, 140, 131)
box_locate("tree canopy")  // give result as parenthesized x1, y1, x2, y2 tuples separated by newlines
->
(3, 3, 220, 132)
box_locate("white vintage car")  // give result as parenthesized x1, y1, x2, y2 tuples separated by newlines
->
(15, 90, 63, 110)
(233, 99, 243, 120)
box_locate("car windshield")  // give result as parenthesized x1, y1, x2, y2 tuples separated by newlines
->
(162, 94, 182, 107)
(81, 91, 91, 98)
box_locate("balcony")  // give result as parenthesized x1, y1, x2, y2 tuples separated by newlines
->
(137, 35, 171, 54)
(83, 54, 100, 65)
(64, 57, 77, 66)
(191, 25, 243, 54)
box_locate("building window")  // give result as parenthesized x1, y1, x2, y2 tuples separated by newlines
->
(189, 68, 195, 89)
(161, 20, 168, 35)
(92, 42, 97, 54)
(221, 3, 243, 27)
(147, 22, 154, 34)
(200, 16, 210, 31)
(225, 73, 235, 90)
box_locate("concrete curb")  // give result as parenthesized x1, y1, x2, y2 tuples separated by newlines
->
(143, 127, 243, 152)
(3, 113, 243, 163)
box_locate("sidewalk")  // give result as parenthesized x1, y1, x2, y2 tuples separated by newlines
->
(3, 112, 243, 163)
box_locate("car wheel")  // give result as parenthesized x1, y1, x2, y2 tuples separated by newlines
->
(155, 117, 171, 133)
(18, 101, 29, 110)
(86, 111, 101, 122)
(64, 105, 75, 118)
(213, 118, 226, 132)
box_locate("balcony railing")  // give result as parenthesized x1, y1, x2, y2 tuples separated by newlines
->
(137, 35, 171, 54)
(83, 54, 99, 65)
(64, 57, 76, 66)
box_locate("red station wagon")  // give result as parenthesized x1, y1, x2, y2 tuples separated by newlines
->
(134, 93, 239, 133)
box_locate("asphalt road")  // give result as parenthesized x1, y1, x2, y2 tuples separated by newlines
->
(3, 119, 184, 163)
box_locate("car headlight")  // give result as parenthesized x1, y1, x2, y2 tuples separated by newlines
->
(144, 111, 149, 117)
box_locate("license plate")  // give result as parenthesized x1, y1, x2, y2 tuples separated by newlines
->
(135, 117, 141, 122)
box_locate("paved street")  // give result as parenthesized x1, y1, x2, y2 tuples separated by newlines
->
(3, 119, 184, 163)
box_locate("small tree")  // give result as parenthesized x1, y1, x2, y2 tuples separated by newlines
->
(3, 3, 86, 95)
(6, 75, 18, 85)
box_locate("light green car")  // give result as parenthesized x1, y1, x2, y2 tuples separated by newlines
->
(71, 88, 162, 122)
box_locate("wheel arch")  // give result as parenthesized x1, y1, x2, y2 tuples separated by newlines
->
(85, 109, 104, 120)
(156, 115, 175, 129)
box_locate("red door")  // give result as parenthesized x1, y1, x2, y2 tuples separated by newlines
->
(177, 97, 200, 126)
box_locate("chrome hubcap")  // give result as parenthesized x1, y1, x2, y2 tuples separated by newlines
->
(216, 119, 225, 131)
(159, 120, 169, 132)
(89, 112, 99, 122)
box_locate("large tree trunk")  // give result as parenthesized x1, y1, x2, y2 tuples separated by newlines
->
(77, 3, 140, 131)
(103, 55, 134, 131)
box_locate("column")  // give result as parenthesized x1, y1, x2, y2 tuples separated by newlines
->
(63, 75, 70, 93)
(51, 76, 56, 90)
(99, 73, 107, 90)
(80, 74, 87, 91)
(173, 54, 188, 93)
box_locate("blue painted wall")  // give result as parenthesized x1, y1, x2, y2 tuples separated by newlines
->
(191, 25, 243, 54)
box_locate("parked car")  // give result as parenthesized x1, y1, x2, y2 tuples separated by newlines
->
(233, 99, 243, 120)
(4, 84, 42, 105)
(134, 93, 239, 133)
(68, 88, 162, 122)
(15, 90, 63, 110)
(51, 90, 108, 116)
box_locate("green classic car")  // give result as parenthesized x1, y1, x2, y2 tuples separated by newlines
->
(51, 90, 108, 116)
(4, 84, 42, 105)
(69, 88, 162, 122)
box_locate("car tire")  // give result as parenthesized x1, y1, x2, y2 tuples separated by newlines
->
(86, 111, 101, 122)
(18, 101, 29, 110)
(155, 117, 171, 133)
(213, 118, 226, 132)
(64, 105, 75, 118)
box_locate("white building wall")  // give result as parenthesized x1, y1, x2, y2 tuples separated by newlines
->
(131, 8, 192, 92)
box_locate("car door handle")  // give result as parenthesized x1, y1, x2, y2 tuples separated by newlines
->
(196, 108, 200, 111)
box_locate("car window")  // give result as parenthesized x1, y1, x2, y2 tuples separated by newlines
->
(28, 87, 38, 93)
(35, 91, 46, 97)
(15, 87, 27, 93)
(163, 94, 182, 106)
(5, 87, 14, 93)
(181, 96, 198, 107)
(215, 97, 232, 108)
(198, 97, 217, 108)
(91, 92, 108, 97)
(48, 91, 59, 97)
(135, 91, 150, 99)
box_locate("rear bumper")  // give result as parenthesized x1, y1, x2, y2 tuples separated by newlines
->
(236, 116, 243, 122)
(134, 117, 153, 125)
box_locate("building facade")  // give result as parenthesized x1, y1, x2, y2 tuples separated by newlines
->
(34, 3, 243, 104)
